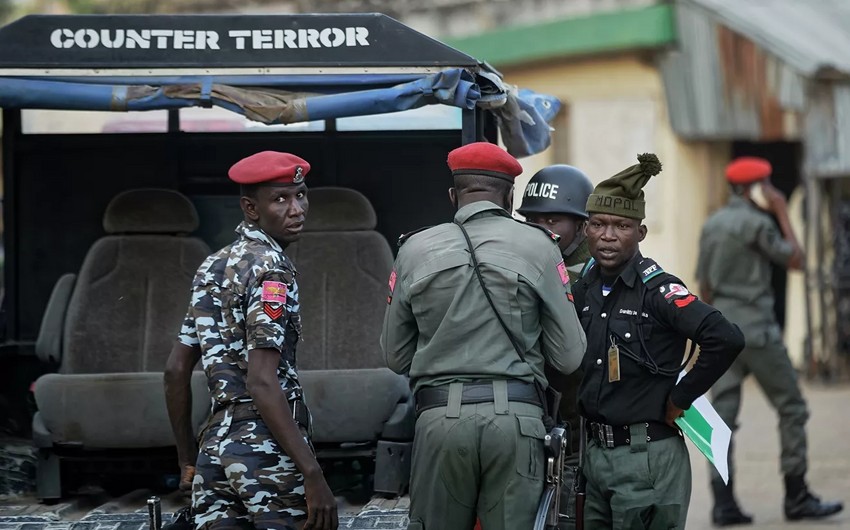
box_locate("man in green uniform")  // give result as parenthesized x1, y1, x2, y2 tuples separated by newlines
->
(381, 142, 587, 530)
(697, 156, 843, 524)
(573, 154, 745, 530)
(517, 164, 594, 530)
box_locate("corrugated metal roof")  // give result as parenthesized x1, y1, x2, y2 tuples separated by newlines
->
(688, 0, 850, 78)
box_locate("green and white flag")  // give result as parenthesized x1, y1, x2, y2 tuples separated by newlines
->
(675, 373, 732, 484)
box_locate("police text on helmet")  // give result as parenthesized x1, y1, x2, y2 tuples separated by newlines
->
(49, 27, 370, 50)
(524, 182, 559, 199)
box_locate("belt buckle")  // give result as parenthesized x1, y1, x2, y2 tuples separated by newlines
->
(591, 422, 615, 448)
(603, 424, 614, 448)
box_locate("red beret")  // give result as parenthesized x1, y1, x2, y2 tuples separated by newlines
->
(447, 142, 523, 182)
(725, 157, 772, 185)
(228, 151, 310, 185)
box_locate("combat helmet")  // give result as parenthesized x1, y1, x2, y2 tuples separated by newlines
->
(517, 165, 594, 219)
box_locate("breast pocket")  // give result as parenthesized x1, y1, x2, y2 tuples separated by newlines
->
(609, 318, 653, 377)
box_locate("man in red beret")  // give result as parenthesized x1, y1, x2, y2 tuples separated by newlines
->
(697, 157, 842, 524)
(381, 142, 587, 530)
(165, 151, 338, 530)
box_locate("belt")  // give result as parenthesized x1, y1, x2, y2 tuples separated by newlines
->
(214, 399, 311, 431)
(415, 380, 541, 416)
(587, 421, 679, 448)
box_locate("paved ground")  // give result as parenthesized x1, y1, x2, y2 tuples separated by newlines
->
(687, 378, 850, 530)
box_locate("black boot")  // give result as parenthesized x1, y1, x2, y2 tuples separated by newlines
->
(711, 479, 753, 527)
(784, 475, 844, 520)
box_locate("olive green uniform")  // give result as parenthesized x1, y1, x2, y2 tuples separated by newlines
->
(381, 201, 586, 530)
(697, 194, 808, 483)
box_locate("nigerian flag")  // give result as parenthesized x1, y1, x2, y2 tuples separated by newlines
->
(675, 374, 732, 484)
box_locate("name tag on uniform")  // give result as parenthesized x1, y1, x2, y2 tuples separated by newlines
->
(608, 341, 621, 383)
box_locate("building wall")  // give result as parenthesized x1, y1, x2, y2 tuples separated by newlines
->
(504, 54, 730, 292)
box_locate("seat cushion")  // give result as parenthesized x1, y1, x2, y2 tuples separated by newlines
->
(300, 368, 411, 444)
(34, 372, 210, 448)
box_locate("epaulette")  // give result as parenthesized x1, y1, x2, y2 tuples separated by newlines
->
(635, 257, 666, 288)
(515, 219, 561, 244)
(397, 226, 433, 248)
(580, 257, 596, 278)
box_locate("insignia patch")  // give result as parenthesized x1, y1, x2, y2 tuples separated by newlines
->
(387, 269, 397, 304)
(557, 261, 570, 286)
(674, 295, 697, 308)
(662, 283, 689, 300)
(293, 165, 304, 183)
(261, 281, 287, 304)
(263, 302, 284, 320)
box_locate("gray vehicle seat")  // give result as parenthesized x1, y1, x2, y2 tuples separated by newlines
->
(32, 189, 212, 498)
(287, 187, 414, 494)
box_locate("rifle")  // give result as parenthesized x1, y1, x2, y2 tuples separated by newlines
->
(575, 419, 587, 530)
(534, 425, 568, 530)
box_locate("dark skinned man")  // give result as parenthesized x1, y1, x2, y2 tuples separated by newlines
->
(164, 151, 337, 530)
(517, 164, 594, 530)
(697, 157, 843, 524)
(572, 153, 745, 530)
(381, 142, 586, 530)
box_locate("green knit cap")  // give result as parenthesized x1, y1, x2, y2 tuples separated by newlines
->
(586, 153, 662, 220)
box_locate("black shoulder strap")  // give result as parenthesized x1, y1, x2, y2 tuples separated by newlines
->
(454, 220, 529, 364)
(397, 225, 432, 248)
(635, 257, 666, 289)
(514, 219, 561, 244)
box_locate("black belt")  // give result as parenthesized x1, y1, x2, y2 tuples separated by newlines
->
(587, 421, 679, 448)
(214, 399, 311, 431)
(415, 380, 542, 416)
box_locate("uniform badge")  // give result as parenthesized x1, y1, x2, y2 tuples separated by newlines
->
(293, 166, 304, 184)
(387, 269, 397, 304)
(262, 281, 288, 303)
(557, 261, 570, 286)
(661, 283, 696, 308)
(261, 281, 287, 320)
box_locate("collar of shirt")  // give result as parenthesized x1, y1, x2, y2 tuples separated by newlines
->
(728, 194, 756, 210)
(454, 200, 512, 224)
(584, 251, 642, 290)
(235, 221, 284, 253)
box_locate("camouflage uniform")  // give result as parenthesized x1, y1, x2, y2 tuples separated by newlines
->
(178, 221, 308, 530)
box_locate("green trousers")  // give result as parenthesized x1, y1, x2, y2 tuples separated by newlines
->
(407, 388, 545, 530)
(709, 338, 809, 482)
(583, 425, 691, 530)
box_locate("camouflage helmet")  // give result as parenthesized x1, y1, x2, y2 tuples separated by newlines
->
(517, 165, 594, 219)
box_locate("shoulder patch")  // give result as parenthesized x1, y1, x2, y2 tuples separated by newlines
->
(514, 219, 561, 244)
(397, 225, 433, 248)
(637, 258, 664, 284)
(660, 282, 697, 308)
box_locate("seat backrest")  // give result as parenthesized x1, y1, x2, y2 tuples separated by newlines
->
(286, 188, 393, 370)
(61, 189, 210, 374)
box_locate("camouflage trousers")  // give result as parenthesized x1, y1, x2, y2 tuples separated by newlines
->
(192, 408, 309, 530)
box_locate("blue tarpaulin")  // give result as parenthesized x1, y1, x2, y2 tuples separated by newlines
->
(0, 68, 558, 157)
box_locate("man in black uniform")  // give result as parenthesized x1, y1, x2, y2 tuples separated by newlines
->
(572, 153, 745, 529)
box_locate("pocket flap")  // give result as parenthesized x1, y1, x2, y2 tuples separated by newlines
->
(517, 415, 547, 440)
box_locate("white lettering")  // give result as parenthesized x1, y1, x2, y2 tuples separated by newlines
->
(50, 28, 75, 49)
(75, 28, 99, 48)
(252, 29, 273, 49)
(150, 29, 173, 49)
(205, 30, 220, 50)
(283, 29, 297, 48)
(349, 26, 369, 46)
(525, 182, 559, 199)
(228, 29, 250, 50)
(642, 264, 658, 276)
(320, 27, 345, 47)
(126, 29, 150, 49)
(101, 29, 125, 48)
(173, 30, 194, 49)
(299, 28, 321, 48)
(48, 25, 370, 50)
